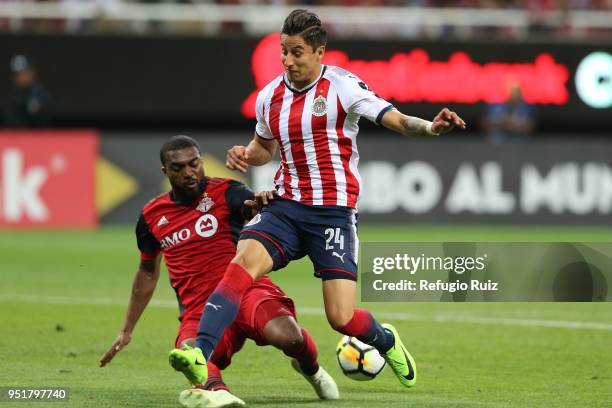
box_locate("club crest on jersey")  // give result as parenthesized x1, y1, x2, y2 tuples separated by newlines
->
(197, 196, 214, 213)
(246, 213, 261, 226)
(312, 95, 327, 117)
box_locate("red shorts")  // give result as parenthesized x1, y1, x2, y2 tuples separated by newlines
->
(175, 281, 296, 369)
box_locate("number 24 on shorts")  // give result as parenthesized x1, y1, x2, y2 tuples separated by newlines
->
(325, 227, 345, 251)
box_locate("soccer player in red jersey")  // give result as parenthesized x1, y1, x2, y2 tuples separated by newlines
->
(170, 9, 466, 391)
(100, 135, 339, 407)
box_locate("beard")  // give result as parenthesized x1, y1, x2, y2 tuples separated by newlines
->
(173, 178, 206, 204)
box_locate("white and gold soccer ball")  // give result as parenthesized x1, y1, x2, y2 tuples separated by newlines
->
(336, 336, 386, 381)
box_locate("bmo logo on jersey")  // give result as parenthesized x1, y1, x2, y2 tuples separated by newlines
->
(160, 214, 219, 249)
(194, 214, 218, 237)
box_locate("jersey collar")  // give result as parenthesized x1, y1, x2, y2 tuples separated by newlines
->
(283, 65, 326, 94)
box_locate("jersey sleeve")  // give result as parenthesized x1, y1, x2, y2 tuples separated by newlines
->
(254, 89, 274, 139)
(336, 74, 394, 125)
(135, 212, 160, 260)
(226, 180, 255, 220)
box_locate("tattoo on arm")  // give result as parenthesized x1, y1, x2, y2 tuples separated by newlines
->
(400, 115, 431, 137)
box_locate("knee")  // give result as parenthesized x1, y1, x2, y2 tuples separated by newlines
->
(231, 250, 250, 269)
(268, 325, 304, 354)
(327, 309, 354, 332)
(228, 252, 258, 281)
(277, 329, 304, 355)
(231, 240, 271, 275)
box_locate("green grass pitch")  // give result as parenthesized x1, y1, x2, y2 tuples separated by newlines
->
(1, 225, 612, 407)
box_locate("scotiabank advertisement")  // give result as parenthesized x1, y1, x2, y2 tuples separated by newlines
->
(239, 34, 611, 133)
(0, 131, 98, 228)
(242, 33, 572, 118)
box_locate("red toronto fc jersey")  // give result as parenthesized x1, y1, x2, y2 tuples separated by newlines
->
(135, 177, 281, 313)
(255, 65, 393, 208)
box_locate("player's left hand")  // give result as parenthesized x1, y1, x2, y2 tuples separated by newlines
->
(432, 108, 466, 134)
(99, 331, 132, 367)
(226, 145, 249, 173)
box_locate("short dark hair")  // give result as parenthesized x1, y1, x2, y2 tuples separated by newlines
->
(281, 9, 327, 51)
(160, 135, 200, 164)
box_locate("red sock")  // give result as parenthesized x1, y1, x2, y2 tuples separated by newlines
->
(339, 308, 394, 354)
(339, 308, 373, 337)
(195, 263, 253, 359)
(283, 328, 319, 376)
(202, 361, 229, 392)
(216, 263, 254, 303)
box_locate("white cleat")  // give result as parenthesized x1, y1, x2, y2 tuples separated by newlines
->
(291, 359, 340, 400)
(178, 389, 246, 408)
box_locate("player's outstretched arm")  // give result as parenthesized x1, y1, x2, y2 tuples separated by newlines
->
(226, 134, 277, 172)
(99, 255, 161, 367)
(381, 107, 466, 137)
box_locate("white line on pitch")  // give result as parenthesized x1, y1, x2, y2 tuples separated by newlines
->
(2, 293, 612, 331)
(298, 308, 612, 331)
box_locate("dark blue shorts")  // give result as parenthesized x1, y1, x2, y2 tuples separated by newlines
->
(240, 199, 359, 281)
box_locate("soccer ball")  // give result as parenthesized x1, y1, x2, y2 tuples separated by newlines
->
(336, 336, 386, 381)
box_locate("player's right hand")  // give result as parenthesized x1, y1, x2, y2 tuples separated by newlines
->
(243, 190, 277, 219)
(99, 331, 132, 367)
(226, 145, 249, 173)
(253, 190, 277, 206)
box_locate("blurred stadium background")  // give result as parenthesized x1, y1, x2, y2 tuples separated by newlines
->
(1, 1, 611, 407)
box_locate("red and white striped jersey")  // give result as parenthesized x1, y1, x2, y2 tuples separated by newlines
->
(255, 65, 393, 209)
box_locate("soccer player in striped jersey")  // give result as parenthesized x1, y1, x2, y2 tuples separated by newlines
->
(169, 10, 466, 389)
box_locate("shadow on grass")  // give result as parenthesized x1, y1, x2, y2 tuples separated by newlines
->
(246, 397, 335, 405)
